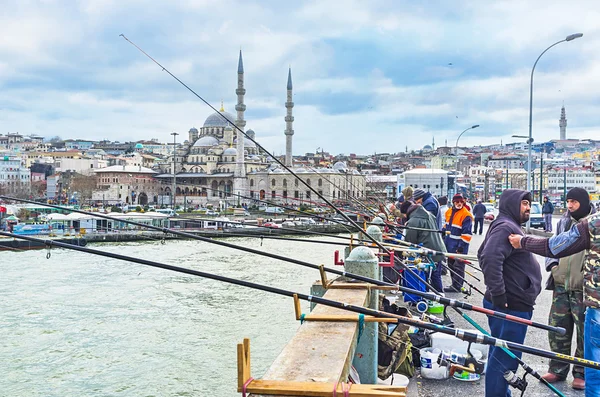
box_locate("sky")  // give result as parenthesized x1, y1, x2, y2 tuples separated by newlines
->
(1, 1, 600, 156)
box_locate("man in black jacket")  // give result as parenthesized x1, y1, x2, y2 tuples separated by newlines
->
(477, 189, 542, 397)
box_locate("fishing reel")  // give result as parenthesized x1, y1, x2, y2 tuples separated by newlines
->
(436, 342, 485, 377)
(504, 370, 528, 397)
(414, 300, 454, 328)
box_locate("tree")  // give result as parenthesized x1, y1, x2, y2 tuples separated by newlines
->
(70, 173, 97, 205)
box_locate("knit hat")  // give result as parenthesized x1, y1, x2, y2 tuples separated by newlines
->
(452, 193, 465, 203)
(402, 186, 414, 200)
(566, 187, 591, 220)
(413, 188, 426, 201)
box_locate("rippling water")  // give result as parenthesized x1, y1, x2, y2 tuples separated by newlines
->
(2, 236, 340, 396)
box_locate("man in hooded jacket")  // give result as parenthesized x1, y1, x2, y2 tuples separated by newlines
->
(477, 189, 542, 397)
(402, 201, 446, 293)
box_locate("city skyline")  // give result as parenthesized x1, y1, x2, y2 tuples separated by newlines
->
(2, 1, 600, 154)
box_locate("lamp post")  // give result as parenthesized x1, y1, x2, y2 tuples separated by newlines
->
(526, 33, 583, 196)
(171, 132, 179, 208)
(455, 124, 480, 195)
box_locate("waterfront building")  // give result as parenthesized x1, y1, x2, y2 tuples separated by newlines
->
(0, 153, 30, 194)
(92, 165, 159, 206)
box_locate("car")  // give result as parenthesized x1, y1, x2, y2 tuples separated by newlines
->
(523, 202, 545, 229)
(282, 221, 296, 227)
(263, 222, 282, 229)
(484, 204, 497, 221)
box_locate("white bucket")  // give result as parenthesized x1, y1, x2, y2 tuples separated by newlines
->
(378, 373, 409, 387)
(420, 347, 449, 379)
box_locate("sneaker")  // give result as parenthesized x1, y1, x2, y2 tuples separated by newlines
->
(572, 377, 585, 390)
(443, 286, 460, 293)
(541, 373, 565, 383)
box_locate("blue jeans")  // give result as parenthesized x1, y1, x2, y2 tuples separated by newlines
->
(585, 307, 600, 396)
(483, 299, 532, 397)
(544, 213, 553, 231)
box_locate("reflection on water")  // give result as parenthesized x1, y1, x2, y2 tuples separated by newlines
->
(2, 236, 339, 396)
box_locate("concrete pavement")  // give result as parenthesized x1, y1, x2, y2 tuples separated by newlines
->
(409, 216, 587, 397)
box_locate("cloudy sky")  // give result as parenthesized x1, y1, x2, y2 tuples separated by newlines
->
(1, 1, 599, 155)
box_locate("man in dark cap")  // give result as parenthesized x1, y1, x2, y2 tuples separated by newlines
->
(442, 193, 473, 292)
(539, 187, 593, 390)
(413, 188, 441, 228)
(478, 189, 541, 397)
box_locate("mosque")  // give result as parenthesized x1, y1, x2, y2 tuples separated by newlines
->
(155, 51, 365, 209)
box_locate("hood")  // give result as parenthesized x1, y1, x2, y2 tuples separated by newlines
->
(498, 189, 531, 224)
(407, 204, 428, 219)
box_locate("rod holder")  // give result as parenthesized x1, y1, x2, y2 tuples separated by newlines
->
(293, 294, 397, 323)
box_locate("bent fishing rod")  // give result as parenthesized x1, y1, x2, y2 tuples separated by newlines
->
(0, 197, 563, 334)
(0, 231, 584, 371)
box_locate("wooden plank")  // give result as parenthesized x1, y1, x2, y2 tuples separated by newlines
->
(252, 287, 370, 397)
(245, 379, 406, 396)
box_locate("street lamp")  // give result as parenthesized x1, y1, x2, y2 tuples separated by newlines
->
(455, 124, 480, 194)
(526, 33, 583, 196)
(171, 132, 179, 208)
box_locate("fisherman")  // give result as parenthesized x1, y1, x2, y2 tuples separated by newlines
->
(513, 188, 594, 392)
(400, 200, 446, 293)
(472, 199, 487, 235)
(478, 189, 542, 397)
(543, 196, 555, 232)
(442, 193, 473, 293)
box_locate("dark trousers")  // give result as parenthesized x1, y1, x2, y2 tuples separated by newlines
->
(483, 299, 532, 397)
(430, 262, 443, 293)
(448, 258, 465, 290)
(473, 217, 484, 234)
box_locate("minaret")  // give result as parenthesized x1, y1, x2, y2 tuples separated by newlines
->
(559, 105, 567, 140)
(234, 50, 247, 200)
(432, 136, 435, 150)
(284, 67, 294, 167)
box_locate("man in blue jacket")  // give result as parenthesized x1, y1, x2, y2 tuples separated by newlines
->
(543, 196, 555, 232)
(472, 200, 487, 235)
(478, 189, 542, 397)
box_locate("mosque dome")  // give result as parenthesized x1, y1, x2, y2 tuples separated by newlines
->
(234, 136, 256, 148)
(270, 168, 284, 174)
(203, 110, 236, 128)
(333, 161, 347, 171)
(223, 148, 237, 155)
(423, 144, 433, 151)
(194, 136, 219, 147)
(189, 127, 198, 133)
(134, 143, 144, 149)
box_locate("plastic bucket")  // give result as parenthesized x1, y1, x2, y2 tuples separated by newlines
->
(420, 347, 449, 379)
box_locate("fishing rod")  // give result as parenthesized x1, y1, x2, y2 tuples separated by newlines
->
(0, 197, 564, 334)
(0, 231, 584, 371)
